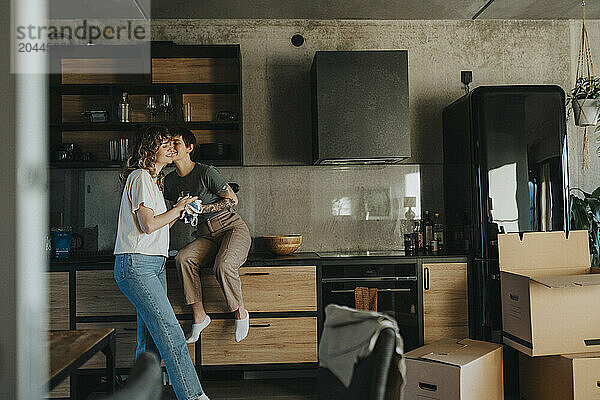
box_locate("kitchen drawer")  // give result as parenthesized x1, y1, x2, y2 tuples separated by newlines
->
(48, 272, 69, 330)
(76, 269, 190, 316)
(76, 270, 134, 316)
(201, 266, 317, 313)
(200, 317, 317, 365)
(77, 321, 194, 369)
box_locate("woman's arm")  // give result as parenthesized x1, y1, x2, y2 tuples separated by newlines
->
(136, 196, 197, 234)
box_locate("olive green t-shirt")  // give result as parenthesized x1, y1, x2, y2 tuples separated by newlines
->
(163, 163, 229, 224)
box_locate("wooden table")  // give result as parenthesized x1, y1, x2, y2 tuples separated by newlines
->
(48, 329, 116, 397)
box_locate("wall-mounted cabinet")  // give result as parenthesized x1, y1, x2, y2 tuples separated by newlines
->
(49, 42, 243, 169)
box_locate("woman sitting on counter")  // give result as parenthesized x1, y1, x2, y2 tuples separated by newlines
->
(113, 125, 210, 400)
(164, 127, 252, 344)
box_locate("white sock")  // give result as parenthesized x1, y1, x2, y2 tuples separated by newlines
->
(235, 314, 249, 342)
(198, 393, 211, 400)
(186, 315, 211, 344)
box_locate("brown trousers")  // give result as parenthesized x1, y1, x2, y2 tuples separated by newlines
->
(175, 210, 251, 312)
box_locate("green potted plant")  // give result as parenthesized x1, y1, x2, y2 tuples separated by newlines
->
(570, 76, 600, 126)
(570, 187, 600, 267)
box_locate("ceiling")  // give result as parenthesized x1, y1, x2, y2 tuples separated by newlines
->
(50, 0, 600, 20)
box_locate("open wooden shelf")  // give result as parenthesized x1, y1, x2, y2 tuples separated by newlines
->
(49, 161, 124, 170)
(49, 42, 243, 169)
(52, 83, 239, 95)
(51, 121, 240, 131)
(49, 159, 240, 170)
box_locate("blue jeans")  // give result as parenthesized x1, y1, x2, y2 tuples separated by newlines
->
(114, 253, 204, 400)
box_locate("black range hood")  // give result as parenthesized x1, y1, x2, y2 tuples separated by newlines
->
(310, 50, 411, 165)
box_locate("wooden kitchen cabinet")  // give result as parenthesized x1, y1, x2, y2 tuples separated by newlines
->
(201, 317, 318, 365)
(47, 260, 318, 394)
(201, 265, 318, 366)
(76, 269, 189, 316)
(421, 262, 469, 344)
(201, 265, 317, 313)
(48, 272, 69, 330)
(76, 270, 134, 316)
(50, 43, 243, 169)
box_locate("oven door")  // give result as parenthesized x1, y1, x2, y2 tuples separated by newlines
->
(321, 276, 419, 351)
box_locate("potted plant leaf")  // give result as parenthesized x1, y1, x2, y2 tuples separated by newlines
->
(570, 187, 600, 267)
(570, 76, 600, 126)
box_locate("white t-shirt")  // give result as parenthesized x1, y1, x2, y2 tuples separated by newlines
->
(114, 169, 169, 257)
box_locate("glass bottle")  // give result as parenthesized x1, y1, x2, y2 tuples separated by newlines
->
(433, 212, 445, 252)
(118, 92, 131, 122)
(414, 220, 424, 253)
(423, 210, 434, 253)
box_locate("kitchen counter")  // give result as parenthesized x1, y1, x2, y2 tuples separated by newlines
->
(49, 251, 320, 271)
(48, 250, 467, 271)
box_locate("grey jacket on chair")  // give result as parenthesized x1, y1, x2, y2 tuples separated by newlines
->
(318, 304, 406, 400)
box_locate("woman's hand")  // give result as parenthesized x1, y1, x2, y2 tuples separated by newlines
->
(174, 195, 198, 214)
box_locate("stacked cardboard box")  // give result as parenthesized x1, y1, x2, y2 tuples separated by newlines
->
(498, 230, 600, 399)
(404, 338, 503, 399)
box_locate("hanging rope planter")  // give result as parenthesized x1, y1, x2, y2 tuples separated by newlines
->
(572, 1, 600, 169)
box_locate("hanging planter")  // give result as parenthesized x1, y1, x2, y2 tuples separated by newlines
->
(573, 96, 600, 126)
(570, 1, 600, 168)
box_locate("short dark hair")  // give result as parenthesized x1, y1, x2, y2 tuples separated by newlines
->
(171, 126, 196, 156)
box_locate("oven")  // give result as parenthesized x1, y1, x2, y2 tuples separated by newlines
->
(320, 262, 421, 351)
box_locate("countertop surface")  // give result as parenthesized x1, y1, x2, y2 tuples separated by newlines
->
(48, 250, 468, 270)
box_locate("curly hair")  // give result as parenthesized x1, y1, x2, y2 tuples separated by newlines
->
(120, 125, 171, 191)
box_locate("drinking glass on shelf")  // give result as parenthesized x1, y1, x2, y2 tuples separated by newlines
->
(109, 139, 120, 161)
(119, 138, 130, 162)
(159, 94, 172, 121)
(146, 96, 157, 121)
(183, 102, 192, 122)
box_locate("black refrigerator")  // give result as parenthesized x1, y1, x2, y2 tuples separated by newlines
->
(442, 85, 570, 342)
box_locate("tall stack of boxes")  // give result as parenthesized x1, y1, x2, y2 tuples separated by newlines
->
(498, 230, 600, 399)
(400, 230, 598, 399)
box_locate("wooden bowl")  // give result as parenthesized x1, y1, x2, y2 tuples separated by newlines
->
(263, 235, 302, 255)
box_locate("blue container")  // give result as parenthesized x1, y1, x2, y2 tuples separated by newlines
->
(51, 229, 72, 259)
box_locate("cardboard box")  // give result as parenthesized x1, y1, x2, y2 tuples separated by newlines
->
(519, 352, 600, 399)
(499, 230, 600, 356)
(404, 338, 503, 399)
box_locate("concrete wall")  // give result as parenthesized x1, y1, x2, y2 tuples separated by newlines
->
(52, 19, 600, 251)
(152, 19, 571, 165)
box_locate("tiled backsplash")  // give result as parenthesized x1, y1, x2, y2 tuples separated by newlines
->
(73, 165, 421, 252)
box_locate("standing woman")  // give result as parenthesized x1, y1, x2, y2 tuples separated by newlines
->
(113, 126, 209, 400)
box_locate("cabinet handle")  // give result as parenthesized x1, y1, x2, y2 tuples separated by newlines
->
(423, 267, 430, 291)
(330, 288, 410, 294)
(249, 323, 271, 328)
(243, 272, 270, 276)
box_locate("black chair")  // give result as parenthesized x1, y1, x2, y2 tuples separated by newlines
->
(99, 352, 162, 400)
(317, 327, 397, 400)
